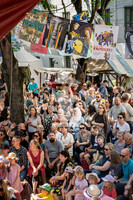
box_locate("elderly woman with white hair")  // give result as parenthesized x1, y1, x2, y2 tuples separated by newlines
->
(68, 107, 84, 140)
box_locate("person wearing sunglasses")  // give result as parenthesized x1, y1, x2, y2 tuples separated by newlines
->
(115, 148, 133, 196)
(89, 143, 114, 177)
(91, 92, 104, 112)
(112, 112, 130, 142)
(79, 83, 88, 102)
(33, 131, 45, 151)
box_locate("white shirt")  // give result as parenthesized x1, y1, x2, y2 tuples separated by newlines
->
(60, 132, 74, 157)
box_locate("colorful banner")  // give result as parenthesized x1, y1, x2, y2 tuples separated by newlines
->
(42, 14, 69, 50)
(72, 12, 87, 22)
(92, 25, 119, 60)
(125, 28, 133, 59)
(65, 20, 93, 57)
(0, 0, 42, 41)
(30, 43, 48, 54)
(19, 10, 48, 44)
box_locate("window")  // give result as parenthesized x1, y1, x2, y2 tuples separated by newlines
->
(65, 56, 71, 68)
(105, 9, 110, 23)
(49, 58, 54, 68)
(125, 7, 133, 27)
(62, 12, 70, 19)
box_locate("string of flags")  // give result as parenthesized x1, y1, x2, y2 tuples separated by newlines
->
(15, 9, 133, 60)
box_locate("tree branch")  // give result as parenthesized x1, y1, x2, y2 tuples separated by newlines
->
(61, 0, 67, 18)
(71, 0, 82, 14)
(45, 0, 52, 14)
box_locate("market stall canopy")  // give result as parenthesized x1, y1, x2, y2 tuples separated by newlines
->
(34, 67, 74, 74)
(0, 0, 41, 41)
(88, 43, 133, 77)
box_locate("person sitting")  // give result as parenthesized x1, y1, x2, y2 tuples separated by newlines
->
(124, 132, 133, 159)
(84, 105, 96, 130)
(27, 139, 45, 194)
(115, 148, 133, 196)
(114, 131, 126, 153)
(31, 183, 54, 200)
(60, 123, 74, 158)
(51, 123, 62, 141)
(68, 107, 84, 138)
(10, 136, 28, 181)
(44, 132, 64, 178)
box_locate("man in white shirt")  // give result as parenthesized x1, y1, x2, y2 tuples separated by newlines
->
(60, 123, 74, 157)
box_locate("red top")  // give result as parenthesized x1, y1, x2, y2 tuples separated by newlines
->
(103, 187, 117, 199)
(28, 149, 45, 177)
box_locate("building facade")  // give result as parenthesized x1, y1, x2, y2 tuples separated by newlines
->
(106, 0, 133, 43)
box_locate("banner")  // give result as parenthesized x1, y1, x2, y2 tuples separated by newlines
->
(92, 25, 119, 60)
(19, 10, 48, 44)
(0, 0, 42, 41)
(65, 20, 93, 57)
(42, 14, 69, 50)
(30, 43, 48, 54)
(125, 28, 133, 59)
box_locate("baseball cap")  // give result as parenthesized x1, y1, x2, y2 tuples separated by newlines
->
(39, 183, 51, 192)
(65, 166, 73, 174)
(102, 175, 114, 183)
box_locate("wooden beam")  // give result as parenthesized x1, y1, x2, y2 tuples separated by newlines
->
(106, 74, 114, 87)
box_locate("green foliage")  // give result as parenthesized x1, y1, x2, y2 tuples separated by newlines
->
(40, 0, 55, 10)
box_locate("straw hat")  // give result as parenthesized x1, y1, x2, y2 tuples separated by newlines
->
(83, 185, 103, 200)
(7, 152, 19, 161)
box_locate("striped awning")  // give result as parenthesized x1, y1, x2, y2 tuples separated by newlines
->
(107, 43, 133, 77)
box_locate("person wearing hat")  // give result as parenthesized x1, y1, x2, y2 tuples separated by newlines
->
(83, 184, 114, 200)
(86, 173, 100, 186)
(31, 183, 54, 200)
(102, 175, 117, 199)
(62, 166, 73, 200)
(7, 152, 23, 193)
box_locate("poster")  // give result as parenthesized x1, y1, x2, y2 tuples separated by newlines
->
(19, 10, 48, 44)
(92, 25, 119, 60)
(125, 27, 133, 59)
(65, 20, 93, 57)
(42, 14, 69, 50)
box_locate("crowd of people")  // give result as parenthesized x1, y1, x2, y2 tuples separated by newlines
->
(0, 75, 133, 200)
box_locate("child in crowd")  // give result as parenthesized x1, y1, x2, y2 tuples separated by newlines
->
(66, 167, 88, 200)
(93, 136, 105, 163)
(102, 175, 117, 200)
(86, 173, 100, 186)
(62, 166, 73, 200)
(0, 155, 7, 179)
(31, 183, 54, 200)
(7, 152, 23, 193)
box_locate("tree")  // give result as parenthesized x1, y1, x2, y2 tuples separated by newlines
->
(0, 33, 30, 124)
(72, 0, 112, 89)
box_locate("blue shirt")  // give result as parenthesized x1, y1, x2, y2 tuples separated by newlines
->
(122, 158, 133, 181)
(28, 82, 38, 94)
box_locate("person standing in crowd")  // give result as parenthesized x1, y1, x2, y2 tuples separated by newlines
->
(28, 78, 39, 105)
(85, 87, 95, 105)
(26, 92, 33, 115)
(112, 86, 121, 104)
(10, 136, 28, 181)
(79, 83, 88, 102)
(99, 80, 108, 99)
